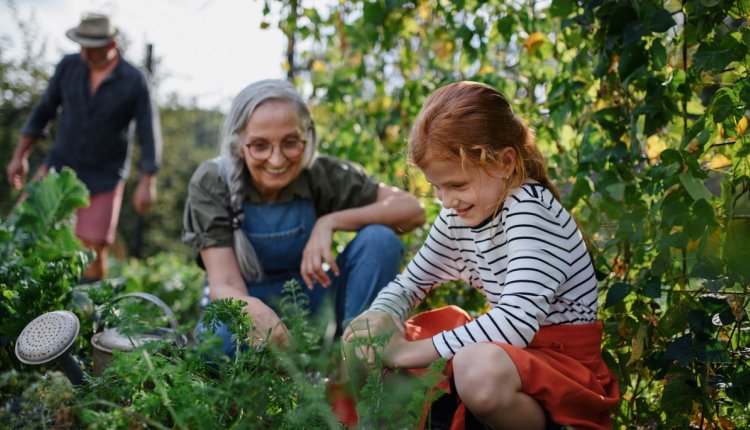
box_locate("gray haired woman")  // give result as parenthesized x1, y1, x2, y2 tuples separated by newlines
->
(183, 79, 425, 352)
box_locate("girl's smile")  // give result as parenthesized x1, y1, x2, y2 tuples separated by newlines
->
(421, 158, 511, 227)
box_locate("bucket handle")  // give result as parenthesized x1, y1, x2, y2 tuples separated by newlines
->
(96, 292, 187, 347)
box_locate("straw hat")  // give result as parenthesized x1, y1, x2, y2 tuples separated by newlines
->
(65, 12, 118, 48)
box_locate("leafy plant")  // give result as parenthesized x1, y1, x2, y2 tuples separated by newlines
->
(0, 168, 91, 372)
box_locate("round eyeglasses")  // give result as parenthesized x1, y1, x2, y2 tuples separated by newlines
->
(245, 138, 306, 161)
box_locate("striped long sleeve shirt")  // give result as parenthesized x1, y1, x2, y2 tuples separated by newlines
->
(369, 183, 599, 359)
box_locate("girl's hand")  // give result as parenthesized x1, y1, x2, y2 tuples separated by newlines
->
(344, 311, 440, 368)
(342, 310, 404, 365)
(243, 297, 290, 349)
(343, 310, 403, 341)
(301, 214, 339, 289)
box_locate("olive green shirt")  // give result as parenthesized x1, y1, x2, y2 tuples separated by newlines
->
(182, 155, 380, 251)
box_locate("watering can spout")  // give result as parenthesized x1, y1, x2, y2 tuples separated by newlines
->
(15, 310, 87, 386)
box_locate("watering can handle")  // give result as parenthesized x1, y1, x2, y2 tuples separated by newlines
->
(96, 292, 186, 347)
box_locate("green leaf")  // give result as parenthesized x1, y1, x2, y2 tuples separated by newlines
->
(725, 218, 750, 281)
(708, 87, 741, 123)
(647, 7, 676, 33)
(694, 35, 745, 73)
(689, 255, 723, 279)
(659, 148, 684, 166)
(664, 334, 694, 366)
(691, 198, 718, 226)
(604, 282, 633, 308)
(662, 231, 688, 249)
(679, 171, 712, 202)
(687, 309, 710, 336)
(642, 277, 662, 298)
(618, 43, 648, 80)
(650, 39, 667, 69)
(727, 369, 750, 404)
(549, 0, 576, 18)
(623, 21, 645, 46)
(495, 15, 515, 41)
(567, 174, 593, 207)
(13, 168, 89, 241)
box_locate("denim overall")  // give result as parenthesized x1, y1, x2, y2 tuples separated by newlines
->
(195, 197, 404, 356)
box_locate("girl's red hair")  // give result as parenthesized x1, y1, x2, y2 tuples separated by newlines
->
(409, 81, 561, 201)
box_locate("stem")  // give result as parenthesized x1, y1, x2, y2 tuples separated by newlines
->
(681, 0, 688, 137)
(74, 399, 172, 430)
(142, 349, 187, 429)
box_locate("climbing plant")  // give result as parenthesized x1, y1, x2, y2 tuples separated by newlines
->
(262, 0, 750, 426)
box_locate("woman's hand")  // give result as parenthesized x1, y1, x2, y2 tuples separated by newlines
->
(301, 214, 339, 289)
(243, 297, 290, 349)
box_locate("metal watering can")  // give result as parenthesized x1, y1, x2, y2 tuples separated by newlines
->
(15, 292, 187, 384)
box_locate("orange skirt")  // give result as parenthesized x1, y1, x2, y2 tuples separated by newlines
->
(404, 306, 620, 430)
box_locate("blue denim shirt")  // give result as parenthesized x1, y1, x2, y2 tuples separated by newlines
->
(21, 53, 162, 194)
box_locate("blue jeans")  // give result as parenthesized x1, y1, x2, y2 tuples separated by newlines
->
(195, 223, 403, 356)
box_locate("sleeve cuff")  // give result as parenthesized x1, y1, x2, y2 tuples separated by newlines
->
(181, 231, 232, 250)
(431, 333, 454, 359)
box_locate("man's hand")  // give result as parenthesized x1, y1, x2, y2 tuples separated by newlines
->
(7, 135, 36, 190)
(6, 156, 29, 190)
(133, 174, 156, 215)
(301, 214, 339, 289)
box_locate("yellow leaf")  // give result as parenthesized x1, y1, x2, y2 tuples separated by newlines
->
(628, 324, 648, 365)
(385, 124, 401, 142)
(727, 295, 746, 324)
(478, 64, 495, 76)
(609, 54, 620, 73)
(736, 116, 747, 136)
(381, 95, 392, 110)
(417, 2, 431, 20)
(708, 154, 731, 169)
(685, 138, 701, 153)
(312, 60, 327, 73)
(647, 135, 668, 160)
(431, 39, 454, 60)
(260, 22, 270, 29)
(523, 32, 545, 53)
(621, 133, 631, 148)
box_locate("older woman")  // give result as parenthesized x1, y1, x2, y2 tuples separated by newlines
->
(183, 80, 424, 353)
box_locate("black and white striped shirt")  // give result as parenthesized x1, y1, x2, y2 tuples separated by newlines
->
(370, 183, 599, 359)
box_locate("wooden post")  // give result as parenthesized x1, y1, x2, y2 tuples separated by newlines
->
(286, 0, 297, 80)
(133, 43, 154, 259)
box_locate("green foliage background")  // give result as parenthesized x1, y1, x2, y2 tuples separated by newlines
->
(2, 0, 750, 428)
(268, 0, 750, 426)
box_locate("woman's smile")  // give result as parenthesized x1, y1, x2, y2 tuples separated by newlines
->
(241, 100, 305, 201)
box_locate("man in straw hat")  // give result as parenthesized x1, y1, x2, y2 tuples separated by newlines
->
(6, 12, 162, 282)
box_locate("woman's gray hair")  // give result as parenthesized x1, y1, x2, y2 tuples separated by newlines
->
(218, 79, 317, 281)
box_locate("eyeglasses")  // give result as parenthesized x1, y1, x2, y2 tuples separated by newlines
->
(245, 138, 306, 161)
